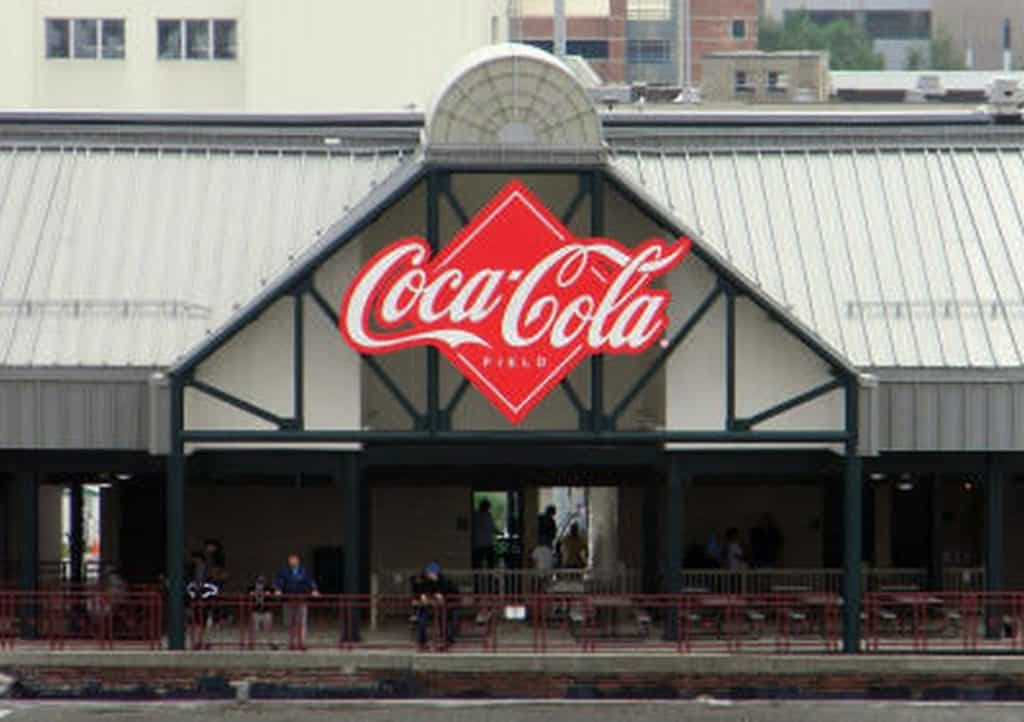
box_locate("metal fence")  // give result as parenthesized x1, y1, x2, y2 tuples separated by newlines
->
(0, 589, 162, 650)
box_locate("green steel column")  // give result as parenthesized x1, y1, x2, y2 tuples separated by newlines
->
(18, 472, 37, 593)
(663, 456, 686, 640)
(69, 482, 84, 585)
(341, 453, 363, 641)
(166, 375, 186, 650)
(842, 450, 863, 653)
(841, 374, 863, 654)
(929, 476, 944, 590)
(985, 455, 1005, 593)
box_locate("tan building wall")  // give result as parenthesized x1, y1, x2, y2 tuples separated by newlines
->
(371, 485, 471, 574)
(701, 51, 831, 102)
(932, 0, 1024, 71)
(186, 483, 345, 591)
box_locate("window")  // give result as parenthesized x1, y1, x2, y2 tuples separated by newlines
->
(45, 18, 124, 59)
(45, 19, 70, 58)
(158, 19, 237, 60)
(734, 71, 752, 93)
(101, 19, 125, 58)
(767, 71, 788, 93)
(627, 39, 671, 64)
(731, 19, 747, 40)
(523, 39, 609, 60)
(628, 0, 671, 21)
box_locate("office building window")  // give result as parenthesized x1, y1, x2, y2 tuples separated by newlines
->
(627, 39, 671, 64)
(46, 18, 124, 59)
(46, 19, 70, 58)
(524, 39, 609, 60)
(735, 71, 752, 93)
(732, 19, 747, 40)
(158, 19, 237, 60)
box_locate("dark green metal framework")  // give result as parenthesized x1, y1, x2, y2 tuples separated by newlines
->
(164, 161, 864, 651)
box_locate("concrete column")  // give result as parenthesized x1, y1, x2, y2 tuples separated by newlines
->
(842, 454, 864, 654)
(587, 485, 619, 570)
(100, 485, 121, 573)
(69, 483, 84, 585)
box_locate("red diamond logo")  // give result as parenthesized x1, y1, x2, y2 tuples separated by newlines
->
(340, 180, 690, 424)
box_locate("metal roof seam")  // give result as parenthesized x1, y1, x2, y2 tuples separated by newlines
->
(871, 148, 925, 366)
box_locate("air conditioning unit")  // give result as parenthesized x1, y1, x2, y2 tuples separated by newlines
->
(987, 77, 1024, 118)
(906, 74, 945, 103)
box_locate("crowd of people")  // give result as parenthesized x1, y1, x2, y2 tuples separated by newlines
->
(182, 539, 321, 647)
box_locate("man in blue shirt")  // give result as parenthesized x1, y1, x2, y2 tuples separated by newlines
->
(274, 554, 319, 648)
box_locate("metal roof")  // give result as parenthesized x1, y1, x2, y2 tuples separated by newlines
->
(0, 142, 411, 366)
(3, 113, 1024, 372)
(612, 143, 1024, 368)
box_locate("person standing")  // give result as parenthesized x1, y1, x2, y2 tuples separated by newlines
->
(274, 553, 319, 649)
(538, 505, 557, 549)
(472, 499, 497, 570)
(559, 522, 589, 569)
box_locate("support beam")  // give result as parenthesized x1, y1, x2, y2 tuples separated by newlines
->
(340, 453, 363, 641)
(589, 172, 605, 431)
(663, 456, 687, 640)
(842, 376, 862, 654)
(426, 173, 441, 431)
(842, 451, 863, 653)
(725, 287, 737, 430)
(69, 482, 84, 585)
(166, 375, 186, 650)
(293, 292, 304, 429)
(18, 472, 37, 593)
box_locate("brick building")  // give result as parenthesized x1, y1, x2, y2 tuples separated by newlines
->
(510, 0, 758, 86)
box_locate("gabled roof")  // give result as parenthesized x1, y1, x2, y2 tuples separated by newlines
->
(169, 157, 857, 380)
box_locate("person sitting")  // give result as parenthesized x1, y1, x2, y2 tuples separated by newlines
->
(412, 562, 459, 649)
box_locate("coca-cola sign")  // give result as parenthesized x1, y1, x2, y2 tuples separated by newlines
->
(340, 180, 691, 424)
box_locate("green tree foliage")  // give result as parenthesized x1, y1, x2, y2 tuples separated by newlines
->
(905, 47, 924, 70)
(759, 11, 884, 70)
(930, 26, 966, 70)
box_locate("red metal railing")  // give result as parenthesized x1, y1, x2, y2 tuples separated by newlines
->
(864, 591, 1024, 653)
(0, 589, 162, 650)
(4, 587, 1024, 654)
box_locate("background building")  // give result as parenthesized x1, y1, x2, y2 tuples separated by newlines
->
(762, 0, 931, 69)
(932, 0, 1024, 70)
(0, 0, 508, 111)
(510, 0, 758, 86)
(701, 50, 830, 102)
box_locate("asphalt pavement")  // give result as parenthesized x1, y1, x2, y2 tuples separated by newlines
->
(3, 700, 1024, 721)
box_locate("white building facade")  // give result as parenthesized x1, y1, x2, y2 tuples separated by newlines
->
(0, 0, 509, 111)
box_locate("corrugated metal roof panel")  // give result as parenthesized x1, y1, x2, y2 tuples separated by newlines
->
(0, 145, 407, 366)
(614, 146, 1024, 368)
